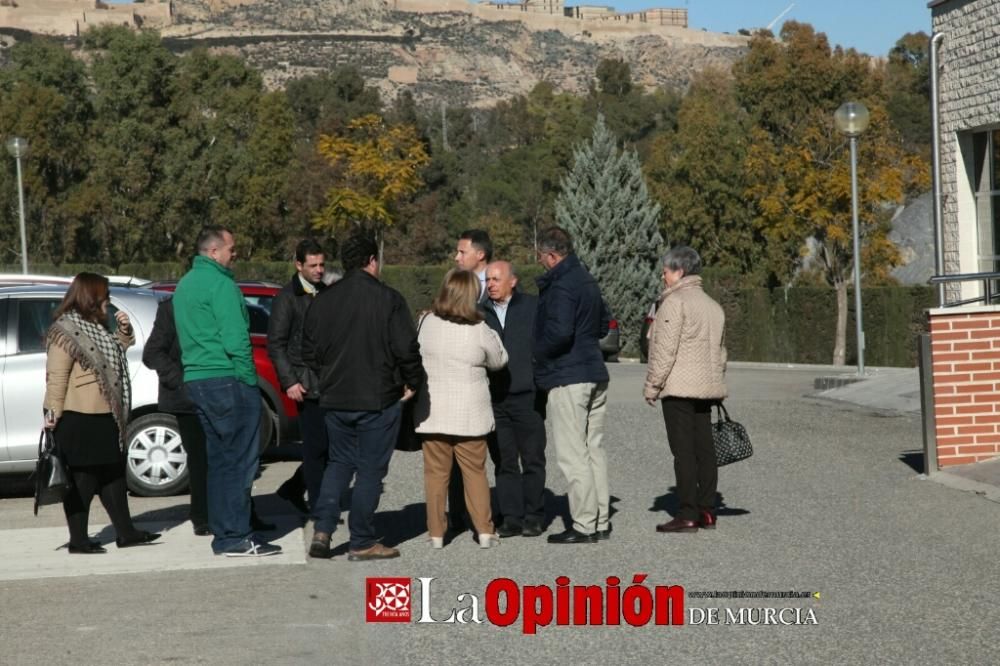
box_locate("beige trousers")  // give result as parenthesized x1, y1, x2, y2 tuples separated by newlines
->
(547, 382, 609, 534)
(422, 436, 494, 538)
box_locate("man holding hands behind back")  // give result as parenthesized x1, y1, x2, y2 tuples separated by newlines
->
(483, 260, 546, 538)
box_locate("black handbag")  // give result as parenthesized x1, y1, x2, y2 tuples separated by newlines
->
(34, 428, 70, 515)
(395, 313, 426, 453)
(712, 402, 753, 467)
(395, 398, 422, 452)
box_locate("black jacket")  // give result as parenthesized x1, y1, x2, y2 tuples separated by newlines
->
(534, 253, 610, 391)
(302, 269, 424, 411)
(267, 273, 325, 398)
(483, 290, 538, 401)
(142, 298, 196, 414)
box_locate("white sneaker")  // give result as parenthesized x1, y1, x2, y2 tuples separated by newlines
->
(479, 533, 500, 549)
(429, 536, 444, 549)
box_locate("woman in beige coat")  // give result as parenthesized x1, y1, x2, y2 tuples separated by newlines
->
(415, 270, 508, 549)
(643, 247, 727, 534)
(44, 273, 160, 553)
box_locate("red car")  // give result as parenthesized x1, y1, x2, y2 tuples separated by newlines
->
(148, 281, 299, 449)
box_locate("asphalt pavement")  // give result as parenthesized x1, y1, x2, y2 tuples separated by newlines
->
(1, 362, 998, 665)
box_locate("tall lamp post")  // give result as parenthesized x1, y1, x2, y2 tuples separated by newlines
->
(5, 137, 29, 274)
(834, 102, 870, 377)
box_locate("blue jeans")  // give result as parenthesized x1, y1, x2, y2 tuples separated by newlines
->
(186, 378, 261, 554)
(312, 402, 402, 550)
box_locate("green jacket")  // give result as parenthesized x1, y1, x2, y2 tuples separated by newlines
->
(173, 255, 257, 387)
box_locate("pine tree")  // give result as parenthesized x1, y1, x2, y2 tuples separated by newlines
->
(555, 114, 663, 356)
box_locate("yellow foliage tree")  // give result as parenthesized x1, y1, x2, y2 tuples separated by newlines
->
(737, 23, 930, 365)
(313, 113, 430, 264)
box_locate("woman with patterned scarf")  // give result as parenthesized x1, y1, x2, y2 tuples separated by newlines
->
(43, 273, 160, 554)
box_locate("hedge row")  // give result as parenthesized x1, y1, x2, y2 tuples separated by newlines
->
(3, 263, 933, 366)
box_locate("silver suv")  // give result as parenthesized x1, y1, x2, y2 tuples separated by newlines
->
(0, 284, 184, 496)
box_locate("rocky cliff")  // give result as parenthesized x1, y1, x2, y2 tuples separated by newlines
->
(163, 0, 748, 107)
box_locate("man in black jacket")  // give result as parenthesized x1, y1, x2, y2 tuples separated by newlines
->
(267, 239, 327, 515)
(302, 233, 423, 561)
(534, 227, 611, 545)
(483, 260, 547, 538)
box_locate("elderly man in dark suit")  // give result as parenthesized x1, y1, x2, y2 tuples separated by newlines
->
(483, 260, 547, 538)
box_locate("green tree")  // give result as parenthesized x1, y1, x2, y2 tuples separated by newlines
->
(884, 32, 931, 159)
(555, 114, 663, 355)
(645, 68, 762, 282)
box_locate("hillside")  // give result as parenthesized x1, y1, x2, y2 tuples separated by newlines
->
(162, 0, 748, 106)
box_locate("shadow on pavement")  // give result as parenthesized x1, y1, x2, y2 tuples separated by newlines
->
(650, 489, 750, 520)
(899, 450, 924, 474)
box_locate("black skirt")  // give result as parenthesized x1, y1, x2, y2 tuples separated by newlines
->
(54, 411, 122, 467)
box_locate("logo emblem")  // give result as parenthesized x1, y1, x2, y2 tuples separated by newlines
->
(366, 577, 412, 622)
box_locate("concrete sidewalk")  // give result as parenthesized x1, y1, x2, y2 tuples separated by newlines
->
(798, 362, 1000, 502)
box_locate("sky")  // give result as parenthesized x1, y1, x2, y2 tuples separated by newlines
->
(609, 0, 931, 57)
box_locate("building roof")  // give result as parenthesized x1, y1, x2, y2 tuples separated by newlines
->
(927, 0, 956, 8)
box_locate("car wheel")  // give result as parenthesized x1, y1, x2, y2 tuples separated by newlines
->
(125, 413, 189, 496)
(603, 352, 619, 363)
(259, 396, 275, 455)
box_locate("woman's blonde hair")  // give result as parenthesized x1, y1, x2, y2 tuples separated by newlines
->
(432, 269, 483, 325)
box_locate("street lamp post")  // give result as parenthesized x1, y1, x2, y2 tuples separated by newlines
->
(834, 102, 870, 377)
(5, 137, 29, 274)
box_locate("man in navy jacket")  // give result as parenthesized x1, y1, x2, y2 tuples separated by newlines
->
(534, 227, 611, 544)
(483, 261, 546, 538)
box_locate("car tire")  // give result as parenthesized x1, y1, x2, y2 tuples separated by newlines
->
(603, 352, 619, 363)
(259, 396, 275, 455)
(125, 413, 189, 497)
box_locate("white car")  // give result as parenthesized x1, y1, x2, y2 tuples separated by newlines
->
(0, 284, 184, 496)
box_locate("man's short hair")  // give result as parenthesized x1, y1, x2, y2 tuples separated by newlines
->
(459, 229, 493, 263)
(295, 239, 324, 263)
(537, 227, 574, 257)
(196, 226, 233, 255)
(662, 246, 702, 276)
(340, 232, 378, 272)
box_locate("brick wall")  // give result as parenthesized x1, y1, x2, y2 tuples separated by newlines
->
(929, 307, 1000, 467)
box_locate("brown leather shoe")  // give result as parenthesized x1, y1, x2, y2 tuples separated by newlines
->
(309, 531, 331, 559)
(348, 543, 400, 561)
(656, 518, 699, 533)
(698, 510, 717, 529)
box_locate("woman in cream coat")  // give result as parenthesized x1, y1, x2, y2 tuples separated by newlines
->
(643, 246, 727, 534)
(415, 270, 508, 549)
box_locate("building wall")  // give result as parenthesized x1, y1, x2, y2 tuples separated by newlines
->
(0, 0, 170, 36)
(932, 0, 1000, 303)
(929, 307, 1000, 466)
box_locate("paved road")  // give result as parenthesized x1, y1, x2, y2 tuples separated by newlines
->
(1, 364, 997, 665)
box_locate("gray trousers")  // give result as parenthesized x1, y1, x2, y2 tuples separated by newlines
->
(547, 382, 610, 534)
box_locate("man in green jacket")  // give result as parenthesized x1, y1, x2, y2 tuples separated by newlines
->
(174, 226, 281, 557)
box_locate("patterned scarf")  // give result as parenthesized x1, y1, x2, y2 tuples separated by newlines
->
(47, 311, 132, 451)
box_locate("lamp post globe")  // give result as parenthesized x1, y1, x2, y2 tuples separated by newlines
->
(5, 137, 28, 160)
(834, 102, 869, 138)
(6, 136, 30, 274)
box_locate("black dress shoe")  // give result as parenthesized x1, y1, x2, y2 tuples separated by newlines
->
(596, 523, 612, 541)
(497, 522, 523, 538)
(251, 515, 277, 532)
(117, 531, 162, 548)
(69, 542, 107, 554)
(521, 520, 544, 537)
(656, 518, 699, 533)
(547, 528, 597, 544)
(193, 524, 212, 536)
